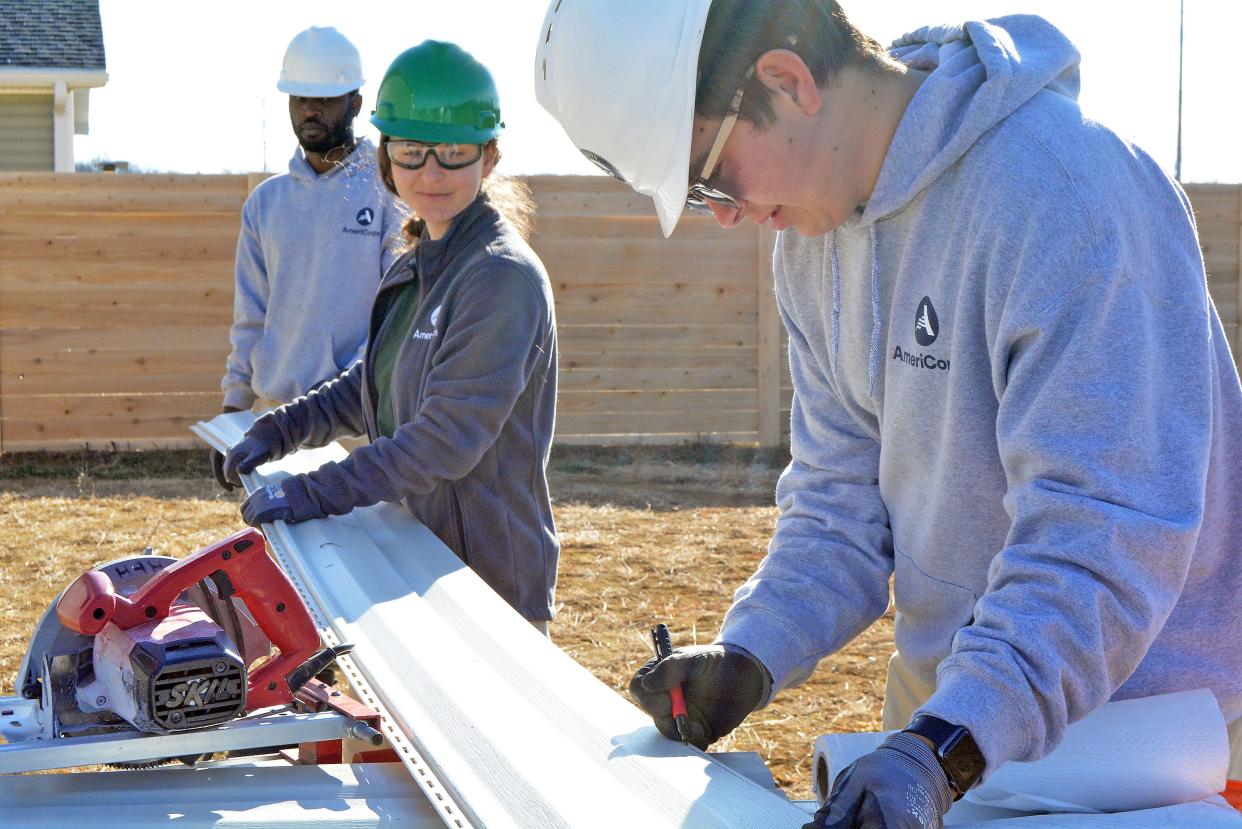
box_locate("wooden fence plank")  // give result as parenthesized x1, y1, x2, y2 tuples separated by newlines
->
(3, 372, 223, 396)
(1, 305, 232, 329)
(0, 325, 225, 351)
(534, 239, 756, 285)
(1, 236, 237, 261)
(3, 392, 218, 444)
(0, 211, 240, 236)
(2, 359, 225, 395)
(556, 409, 756, 436)
(558, 365, 756, 391)
(554, 301, 754, 327)
(558, 388, 755, 415)
(558, 324, 756, 349)
(559, 351, 756, 374)
(1, 260, 233, 285)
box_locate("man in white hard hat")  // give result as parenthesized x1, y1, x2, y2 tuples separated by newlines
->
(215, 25, 400, 488)
(537, 2, 1242, 827)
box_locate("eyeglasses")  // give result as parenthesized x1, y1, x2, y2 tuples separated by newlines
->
(386, 140, 483, 171)
(686, 66, 755, 212)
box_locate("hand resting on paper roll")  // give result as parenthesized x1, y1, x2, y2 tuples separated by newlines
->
(807, 732, 955, 829)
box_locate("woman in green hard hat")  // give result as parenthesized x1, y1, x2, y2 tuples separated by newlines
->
(219, 41, 560, 633)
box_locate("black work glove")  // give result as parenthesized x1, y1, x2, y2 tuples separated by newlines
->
(240, 477, 326, 527)
(807, 732, 954, 829)
(628, 644, 770, 750)
(221, 416, 284, 488)
(210, 406, 244, 490)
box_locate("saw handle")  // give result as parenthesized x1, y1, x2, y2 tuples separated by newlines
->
(56, 528, 320, 710)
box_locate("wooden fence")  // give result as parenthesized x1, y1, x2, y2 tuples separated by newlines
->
(0, 175, 1238, 453)
(0, 173, 787, 452)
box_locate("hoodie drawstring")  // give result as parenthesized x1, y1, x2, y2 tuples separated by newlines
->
(867, 224, 882, 399)
(829, 231, 842, 363)
(831, 226, 884, 399)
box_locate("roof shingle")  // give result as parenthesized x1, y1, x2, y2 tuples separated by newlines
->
(0, 0, 106, 70)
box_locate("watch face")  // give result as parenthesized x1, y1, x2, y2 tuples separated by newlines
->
(906, 715, 986, 796)
(941, 728, 987, 794)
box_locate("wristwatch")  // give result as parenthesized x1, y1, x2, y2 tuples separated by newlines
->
(902, 714, 986, 800)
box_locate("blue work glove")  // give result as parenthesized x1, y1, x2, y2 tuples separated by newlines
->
(628, 644, 770, 750)
(807, 732, 954, 829)
(221, 417, 284, 488)
(240, 477, 326, 527)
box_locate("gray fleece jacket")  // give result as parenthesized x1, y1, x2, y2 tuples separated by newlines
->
(719, 16, 1242, 774)
(258, 195, 560, 621)
(222, 138, 401, 409)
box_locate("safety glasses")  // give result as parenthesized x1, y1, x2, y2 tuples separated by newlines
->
(386, 140, 483, 171)
(685, 66, 754, 212)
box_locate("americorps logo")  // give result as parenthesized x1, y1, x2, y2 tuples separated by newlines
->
(915, 296, 938, 346)
(413, 305, 442, 341)
(892, 295, 950, 373)
(342, 206, 381, 236)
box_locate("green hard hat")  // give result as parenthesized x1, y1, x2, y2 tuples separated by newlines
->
(370, 41, 504, 144)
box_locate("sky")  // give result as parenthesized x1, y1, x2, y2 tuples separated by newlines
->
(76, 1, 1241, 183)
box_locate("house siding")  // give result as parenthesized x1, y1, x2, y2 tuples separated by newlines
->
(0, 94, 54, 170)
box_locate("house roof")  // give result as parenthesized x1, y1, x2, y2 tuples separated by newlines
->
(0, 0, 105, 71)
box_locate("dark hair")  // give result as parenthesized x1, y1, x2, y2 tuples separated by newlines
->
(376, 135, 536, 249)
(696, 0, 884, 128)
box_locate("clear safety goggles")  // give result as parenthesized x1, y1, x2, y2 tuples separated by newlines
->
(386, 140, 483, 171)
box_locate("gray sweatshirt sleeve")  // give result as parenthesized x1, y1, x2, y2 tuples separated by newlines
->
(719, 297, 894, 697)
(296, 262, 549, 514)
(919, 260, 1214, 772)
(222, 199, 266, 411)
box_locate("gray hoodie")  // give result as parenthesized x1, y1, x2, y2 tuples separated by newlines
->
(222, 138, 401, 409)
(259, 195, 560, 621)
(719, 16, 1242, 773)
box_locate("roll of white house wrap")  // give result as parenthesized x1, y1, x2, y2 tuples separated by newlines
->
(813, 689, 1230, 819)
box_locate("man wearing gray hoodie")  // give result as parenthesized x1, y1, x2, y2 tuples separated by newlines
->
(217, 27, 399, 486)
(537, 2, 1242, 826)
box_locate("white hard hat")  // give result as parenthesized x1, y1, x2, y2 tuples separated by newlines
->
(277, 26, 364, 97)
(535, 0, 713, 237)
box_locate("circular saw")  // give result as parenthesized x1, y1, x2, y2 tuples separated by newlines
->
(0, 529, 371, 772)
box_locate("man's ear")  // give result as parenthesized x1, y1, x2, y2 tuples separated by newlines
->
(754, 49, 821, 115)
(349, 92, 363, 118)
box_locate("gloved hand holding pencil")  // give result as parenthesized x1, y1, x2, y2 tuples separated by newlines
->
(628, 640, 771, 750)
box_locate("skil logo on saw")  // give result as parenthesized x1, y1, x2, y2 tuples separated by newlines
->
(160, 676, 243, 710)
(892, 296, 950, 373)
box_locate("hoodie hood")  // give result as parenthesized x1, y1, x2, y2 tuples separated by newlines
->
(833, 16, 1082, 398)
(863, 15, 1081, 224)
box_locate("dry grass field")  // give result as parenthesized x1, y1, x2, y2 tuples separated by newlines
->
(0, 445, 892, 801)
